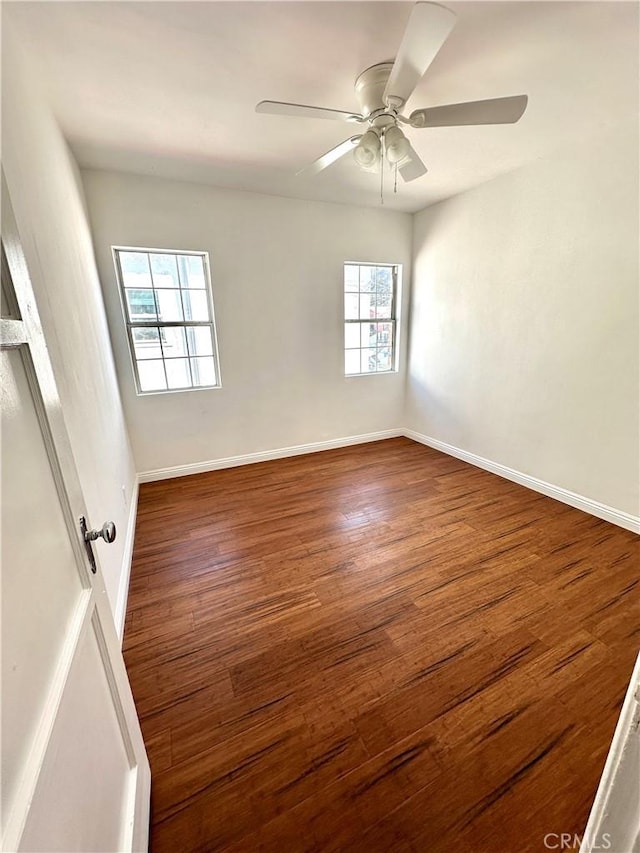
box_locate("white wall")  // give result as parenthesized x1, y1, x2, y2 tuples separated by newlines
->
(406, 123, 639, 517)
(82, 170, 412, 474)
(2, 29, 137, 620)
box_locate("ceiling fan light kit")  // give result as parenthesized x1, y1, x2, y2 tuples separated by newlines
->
(256, 2, 529, 199)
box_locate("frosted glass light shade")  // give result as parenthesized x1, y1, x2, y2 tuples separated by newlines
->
(385, 126, 411, 164)
(354, 130, 381, 168)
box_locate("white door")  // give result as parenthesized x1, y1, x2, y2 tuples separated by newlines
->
(1, 178, 150, 853)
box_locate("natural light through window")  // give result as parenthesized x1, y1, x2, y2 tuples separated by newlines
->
(344, 262, 399, 376)
(113, 248, 221, 394)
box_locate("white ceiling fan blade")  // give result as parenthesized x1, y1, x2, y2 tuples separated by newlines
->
(398, 145, 428, 182)
(256, 101, 363, 123)
(297, 136, 363, 176)
(384, 3, 456, 106)
(409, 95, 529, 128)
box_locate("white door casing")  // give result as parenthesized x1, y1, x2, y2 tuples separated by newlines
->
(1, 175, 150, 852)
(581, 651, 640, 853)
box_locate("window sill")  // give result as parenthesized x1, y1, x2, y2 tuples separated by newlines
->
(345, 370, 398, 378)
(135, 384, 223, 397)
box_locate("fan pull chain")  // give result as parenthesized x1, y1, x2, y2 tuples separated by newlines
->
(394, 162, 398, 194)
(380, 136, 385, 205)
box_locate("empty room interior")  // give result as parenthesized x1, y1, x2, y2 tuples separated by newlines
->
(2, 1, 639, 852)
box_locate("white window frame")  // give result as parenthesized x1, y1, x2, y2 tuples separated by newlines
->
(112, 246, 222, 395)
(344, 261, 400, 377)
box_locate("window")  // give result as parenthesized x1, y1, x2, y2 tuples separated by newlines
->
(113, 248, 221, 394)
(344, 262, 399, 376)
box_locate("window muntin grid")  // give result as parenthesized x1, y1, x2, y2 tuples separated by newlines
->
(113, 248, 221, 394)
(344, 263, 398, 376)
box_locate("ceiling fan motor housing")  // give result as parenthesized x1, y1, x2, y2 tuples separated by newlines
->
(354, 62, 397, 117)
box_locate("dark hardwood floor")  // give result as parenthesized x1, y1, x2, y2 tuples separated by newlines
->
(123, 437, 639, 852)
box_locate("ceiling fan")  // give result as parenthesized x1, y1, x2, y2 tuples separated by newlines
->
(255, 2, 528, 183)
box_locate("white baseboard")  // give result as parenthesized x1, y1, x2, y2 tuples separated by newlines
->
(138, 429, 404, 483)
(114, 477, 139, 644)
(404, 429, 640, 535)
(119, 428, 636, 652)
(137, 427, 639, 533)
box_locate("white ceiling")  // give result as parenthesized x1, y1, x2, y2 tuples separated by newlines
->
(5, 1, 638, 213)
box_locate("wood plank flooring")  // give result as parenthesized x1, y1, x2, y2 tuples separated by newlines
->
(123, 437, 639, 852)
